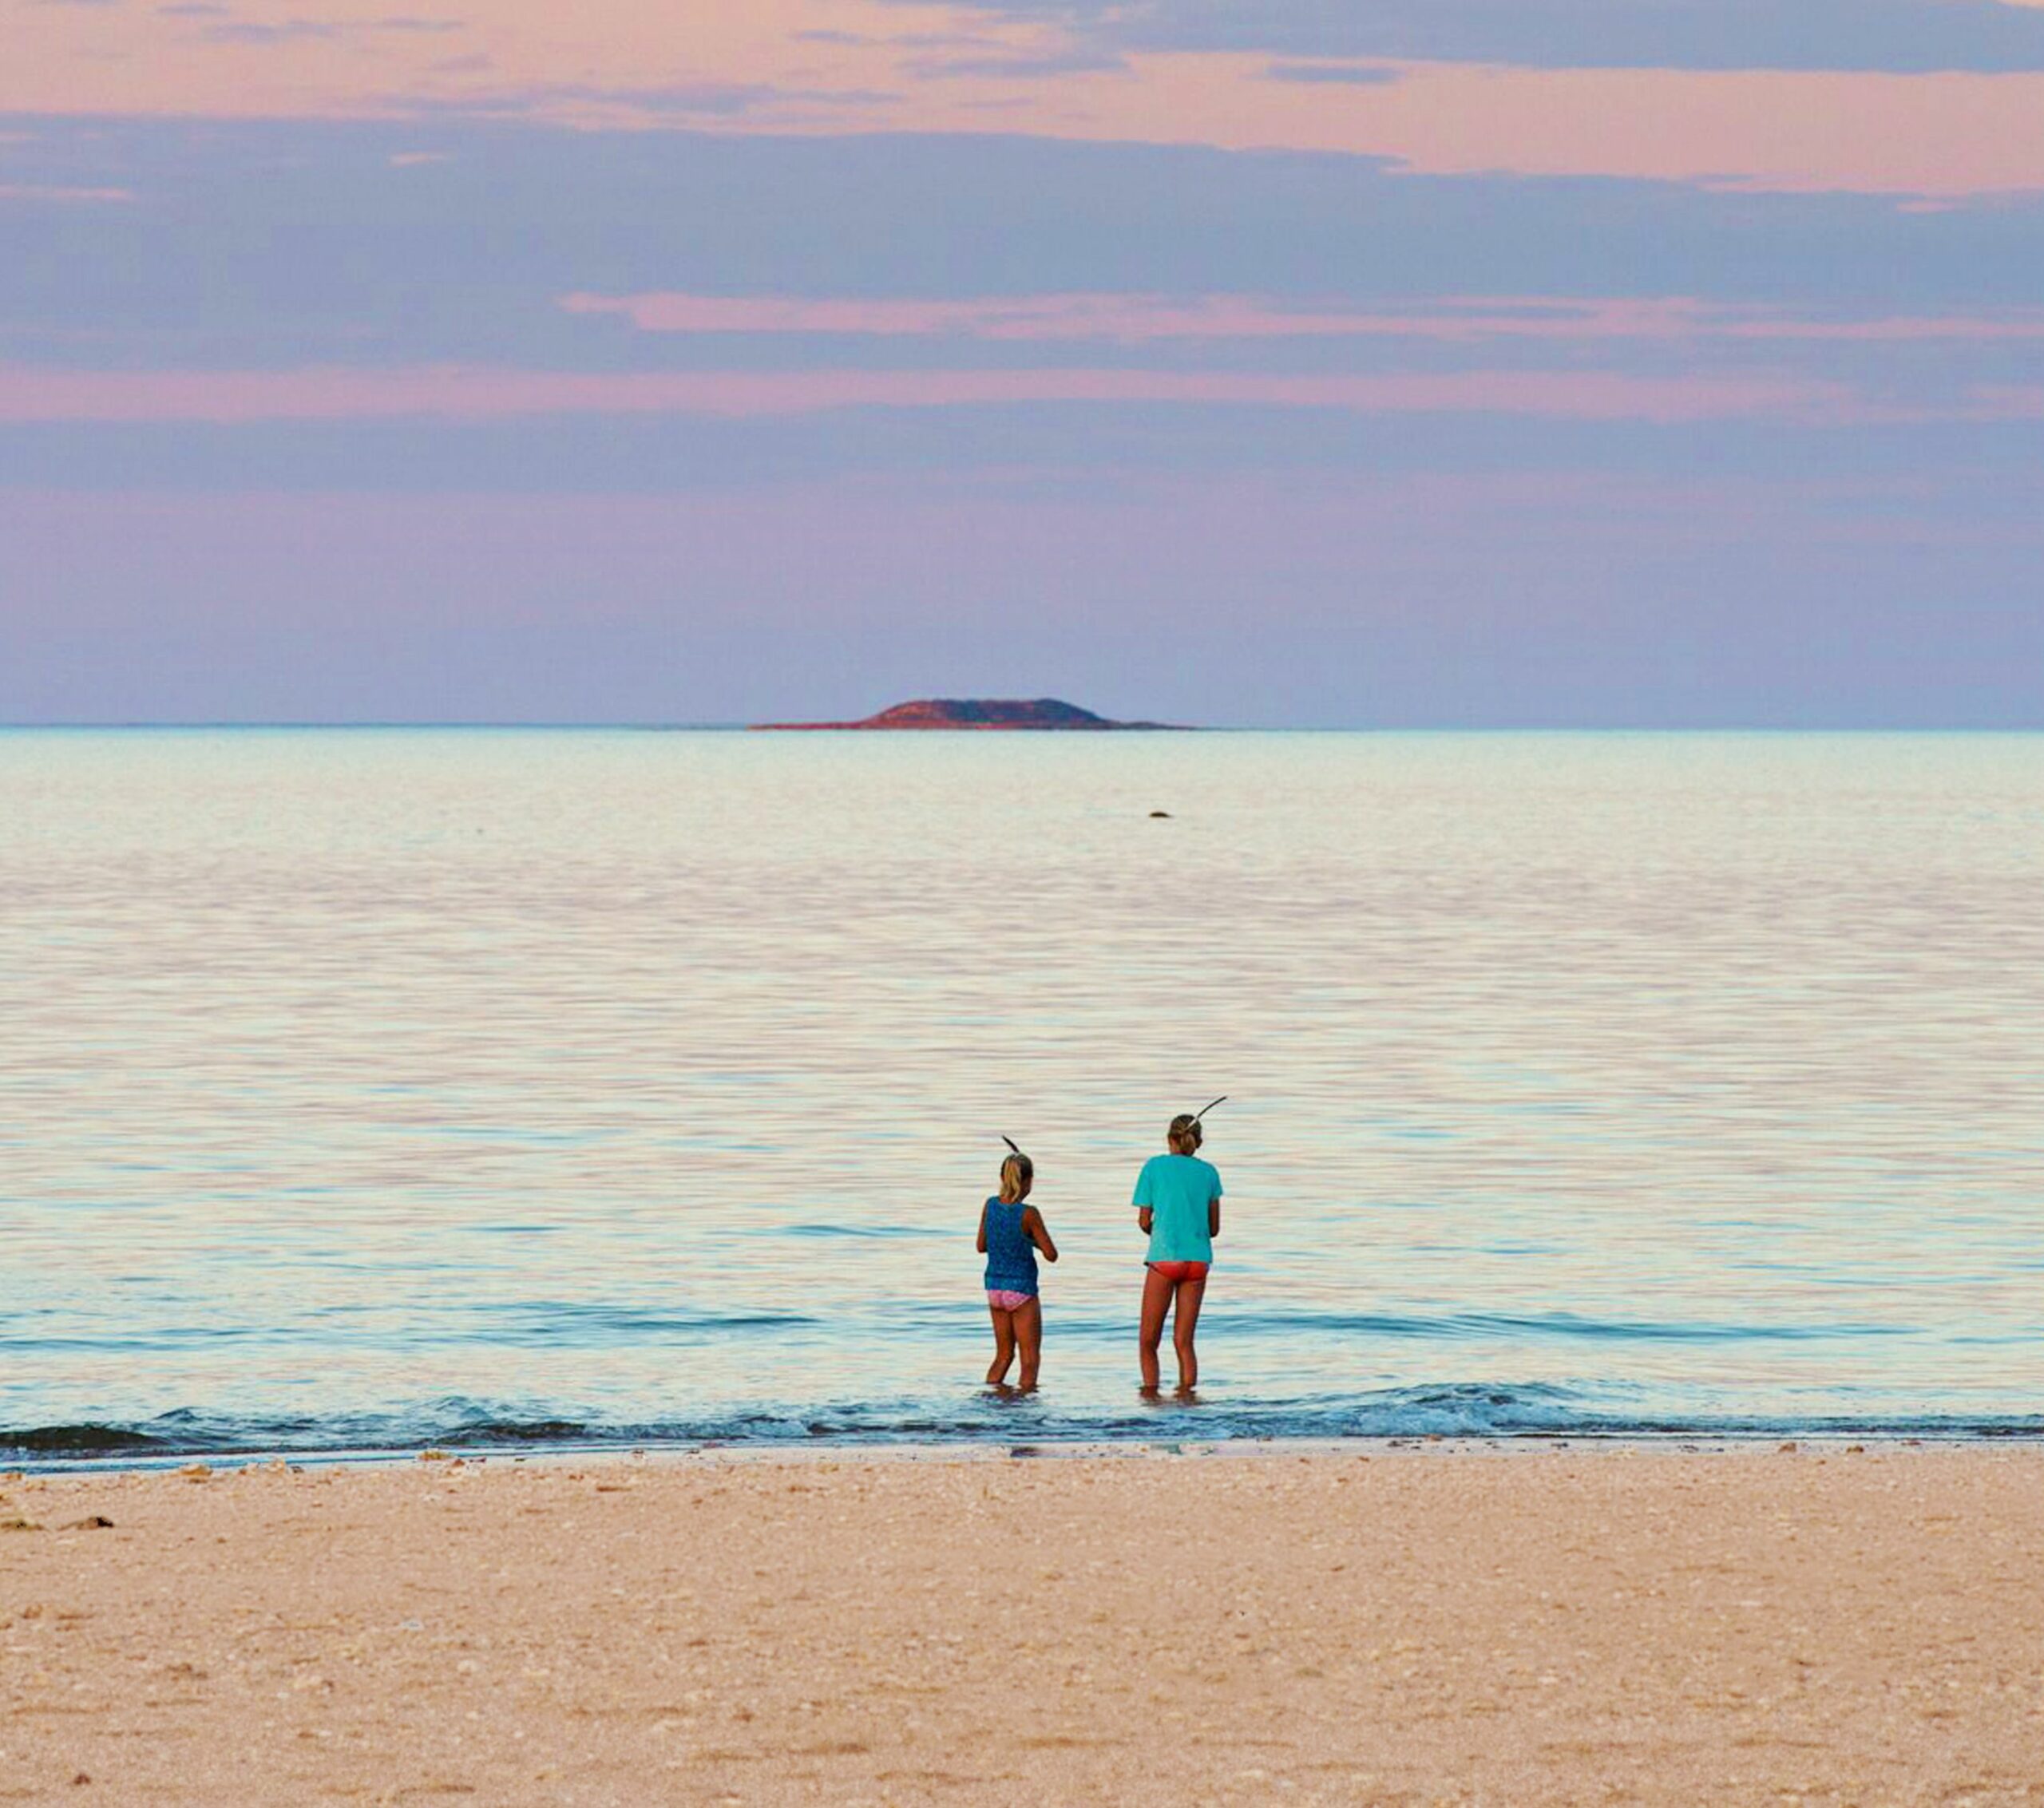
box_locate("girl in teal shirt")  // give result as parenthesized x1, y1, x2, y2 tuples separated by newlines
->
(1132, 1113, 1223, 1395)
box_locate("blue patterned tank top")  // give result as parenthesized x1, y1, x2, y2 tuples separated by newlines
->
(981, 1197, 1039, 1296)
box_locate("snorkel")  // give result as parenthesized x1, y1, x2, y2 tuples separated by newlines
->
(1167, 1098, 1225, 1155)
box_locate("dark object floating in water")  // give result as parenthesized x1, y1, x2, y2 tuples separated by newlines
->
(751, 698, 1182, 731)
(1150, 809, 1171, 818)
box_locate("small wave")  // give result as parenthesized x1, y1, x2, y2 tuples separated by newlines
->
(1459, 1311, 1911, 1345)
(2, 1424, 169, 1456)
(1221, 1309, 1912, 1345)
(442, 1417, 591, 1446)
(8, 1387, 2039, 1468)
(478, 1302, 817, 1343)
(412, 1397, 597, 1447)
(780, 1224, 947, 1240)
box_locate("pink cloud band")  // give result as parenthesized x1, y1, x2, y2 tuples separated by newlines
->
(0, 363, 1863, 424)
(562, 291, 2044, 346)
(0, 184, 137, 204)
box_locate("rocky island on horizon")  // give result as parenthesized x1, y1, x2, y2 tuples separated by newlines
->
(751, 698, 1182, 731)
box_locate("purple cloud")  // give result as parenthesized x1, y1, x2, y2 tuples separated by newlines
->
(901, 0, 2044, 73)
(903, 45, 1131, 79)
(200, 20, 339, 42)
(190, 11, 460, 43)
(1265, 62, 1402, 86)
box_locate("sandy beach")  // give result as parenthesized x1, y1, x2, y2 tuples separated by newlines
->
(4, 1445, 2040, 1805)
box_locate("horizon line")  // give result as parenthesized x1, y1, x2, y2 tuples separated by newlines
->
(3, 722, 2042, 734)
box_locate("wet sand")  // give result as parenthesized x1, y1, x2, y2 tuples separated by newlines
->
(4, 1445, 2041, 1805)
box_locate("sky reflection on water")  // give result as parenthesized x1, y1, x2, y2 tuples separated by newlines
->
(4, 731, 2040, 1454)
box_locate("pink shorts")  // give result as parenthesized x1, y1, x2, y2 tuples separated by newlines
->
(1147, 1260, 1210, 1284)
(987, 1289, 1036, 1312)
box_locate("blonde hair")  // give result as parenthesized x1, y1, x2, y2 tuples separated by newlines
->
(999, 1152, 1034, 1204)
(1167, 1114, 1203, 1154)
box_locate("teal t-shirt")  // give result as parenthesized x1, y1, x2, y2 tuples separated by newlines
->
(1133, 1153, 1222, 1264)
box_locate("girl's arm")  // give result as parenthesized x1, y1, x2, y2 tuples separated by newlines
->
(976, 1201, 988, 1255)
(1023, 1206, 1059, 1262)
(1209, 1195, 1222, 1239)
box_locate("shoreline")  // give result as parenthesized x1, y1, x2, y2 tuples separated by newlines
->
(6, 1444, 2039, 1804)
(12, 1425, 2043, 1480)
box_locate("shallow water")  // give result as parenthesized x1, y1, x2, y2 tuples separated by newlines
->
(3, 730, 2040, 1461)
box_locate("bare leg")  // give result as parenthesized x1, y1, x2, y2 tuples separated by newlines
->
(1171, 1273, 1208, 1393)
(986, 1305, 1016, 1386)
(1138, 1265, 1174, 1395)
(1014, 1297, 1044, 1391)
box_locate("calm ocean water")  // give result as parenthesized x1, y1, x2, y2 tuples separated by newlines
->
(3, 730, 2039, 1462)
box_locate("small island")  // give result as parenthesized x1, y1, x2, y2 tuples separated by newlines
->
(751, 698, 1179, 730)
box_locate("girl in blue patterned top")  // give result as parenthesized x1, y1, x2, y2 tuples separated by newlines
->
(976, 1149, 1060, 1391)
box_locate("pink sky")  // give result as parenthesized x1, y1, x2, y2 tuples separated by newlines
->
(6, 0, 2044, 194)
(6, 0, 2042, 724)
